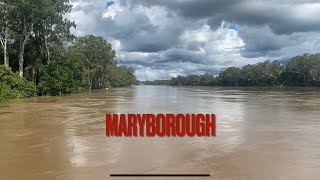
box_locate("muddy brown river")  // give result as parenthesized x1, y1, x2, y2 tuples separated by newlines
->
(1, 86, 320, 180)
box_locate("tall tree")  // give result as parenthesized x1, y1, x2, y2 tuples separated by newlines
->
(11, 0, 39, 76)
(11, 0, 74, 77)
(35, 0, 75, 65)
(0, 0, 11, 67)
(68, 35, 117, 90)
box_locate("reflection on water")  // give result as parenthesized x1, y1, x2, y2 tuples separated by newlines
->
(1, 86, 320, 180)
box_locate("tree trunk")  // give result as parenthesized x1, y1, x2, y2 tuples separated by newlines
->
(88, 78, 92, 91)
(19, 46, 25, 77)
(47, 50, 50, 64)
(32, 68, 37, 94)
(2, 39, 9, 67)
(19, 36, 29, 77)
(3, 43, 9, 67)
(1, 15, 9, 67)
(19, 24, 33, 77)
(44, 35, 50, 64)
(0, 35, 9, 67)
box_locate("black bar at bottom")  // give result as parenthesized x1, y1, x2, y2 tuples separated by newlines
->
(110, 174, 210, 177)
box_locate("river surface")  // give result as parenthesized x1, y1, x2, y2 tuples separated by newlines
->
(1, 86, 320, 180)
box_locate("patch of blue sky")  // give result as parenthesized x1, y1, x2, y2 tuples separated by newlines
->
(227, 24, 239, 31)
(106, 1, 114, 9)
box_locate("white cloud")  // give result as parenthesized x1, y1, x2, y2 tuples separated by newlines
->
(103, 2, 124, 19)
(68, 0, 320, 80)
(70, 0, 90, 9)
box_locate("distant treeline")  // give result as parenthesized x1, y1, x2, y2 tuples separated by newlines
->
(143, 74, 216, 86)
(142, 53, 320, 87)
(0, 1, 137, 102)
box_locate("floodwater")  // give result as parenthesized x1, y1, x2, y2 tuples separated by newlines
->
(1, 86, 320, 180)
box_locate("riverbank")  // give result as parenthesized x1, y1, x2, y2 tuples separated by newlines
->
(0, 54, 137, 103)
(1, 35, 137, 103)
(142, 53, 320, 87)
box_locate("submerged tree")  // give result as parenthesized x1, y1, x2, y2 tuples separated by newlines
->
(283, 54, 320, 86)
(218, 67, 241, 86)
(68, 35, 116, 90)
(67, 35, 137, 90)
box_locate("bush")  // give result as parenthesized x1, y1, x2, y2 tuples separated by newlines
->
(0, 65, 35, 102)
(0, 83, 11, 102)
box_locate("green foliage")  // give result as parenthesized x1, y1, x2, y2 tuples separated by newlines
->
(281, 54, 320, 86)
(0, 65, 35, 101)
(216, 60, 285, 86)
(217, 67, 241, 86)
(1, 1, 137, 101)
(144, 73, 216, 86)
(0, 83, 10, 102)
(144, 80, 170, 85)
(68, 35, 137, 89)
(1, 0, 75, 76)
(145, 55, 320, 87)
(168, 74, 216, 86)
(107, 66, 138, 87)
(38, 47, 84, 96)
(68, 35, 116, 89)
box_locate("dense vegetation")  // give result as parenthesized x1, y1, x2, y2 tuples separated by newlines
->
(143, 73, 216, 86)
(0, 1, 137, 101)
(143, 53, 320, 87)
(0, 65, 34, 102)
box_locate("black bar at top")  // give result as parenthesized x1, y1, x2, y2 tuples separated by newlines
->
(110, 174, 210, 177)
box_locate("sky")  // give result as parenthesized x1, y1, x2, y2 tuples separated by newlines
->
(67, 0, 320, 81)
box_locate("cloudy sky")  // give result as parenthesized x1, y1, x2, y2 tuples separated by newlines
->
(68, 0, 320, 81)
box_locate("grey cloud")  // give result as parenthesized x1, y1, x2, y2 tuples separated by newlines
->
(118, 0, 320, 59)
(122, 0, 320, 34)
(238, 26, 294, 58)
(69, 0, 320, 80)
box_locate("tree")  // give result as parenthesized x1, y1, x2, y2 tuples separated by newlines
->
(200, 73, 216, 86)
(218, 67, 241, 86)
(38, 45, 84, 95)
(34, 0, 75, 64)
(283, 54, 320, 86)
(0, 0, 12, 67)
(68, 35, 117, 90)
(267, 60, 285, 85)
(24, 40, 44, 92)
(10, 0, 74, 77)
(107, 66, 137, 87)
(10, 0, 37, 76)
